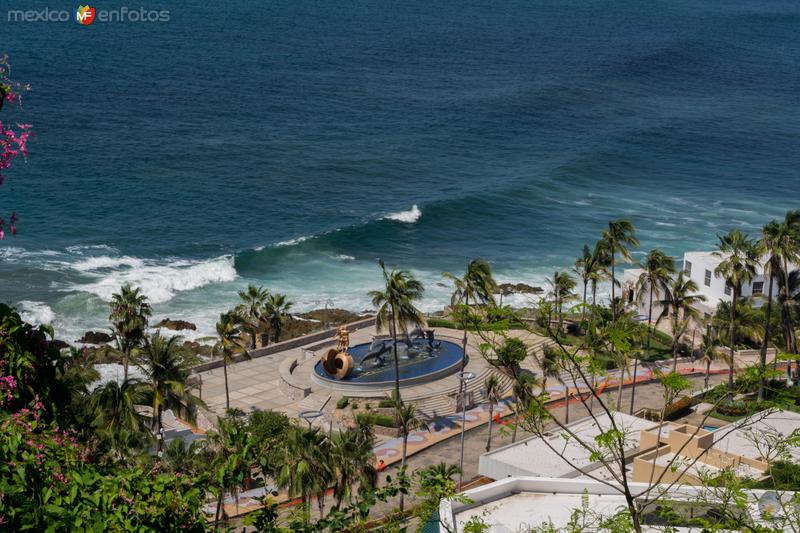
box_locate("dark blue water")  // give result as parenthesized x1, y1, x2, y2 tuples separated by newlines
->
(2, 0, 798, 340)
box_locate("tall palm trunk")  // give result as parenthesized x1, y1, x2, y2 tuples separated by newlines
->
(630, 284, 653, 414)
(564, 385, 570, 424)
(671, 312, 680, 373)
(705, 357, 711, 389)
(123, 348, 129, 382)
(486, 402, 494, 452)
(610, 249, 617, 323)
(223, 357, 230, 410)
(458, 295, 469, 399)
(581, 280, 588, 320)
(617, 367, 625, 410)
(215, 491, 224, 527)
(399, 433, 409, 512)
(391, 317, 401, 405)
(759, 274, 775, 401)
(728, 289, 738, 393)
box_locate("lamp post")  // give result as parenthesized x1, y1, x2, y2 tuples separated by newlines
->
(457, 371, 476, 489)
(298, 410, 323, 429)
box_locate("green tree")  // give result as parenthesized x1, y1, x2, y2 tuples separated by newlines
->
(236, 284, 269, 349)
(548, 270, 577, 334)
(601, 220, 640, 323)
(391, 394, 424, 512)
(138, 333, 201, 451)
(699, 326, 722, 390)
(511, 372, 538, 443)
(330, 427, 377, 508)
(264, 292, 293, 343)
(208, 414, 254, 527)
(413, 462, 463, 533)
(660, 271, 706, 372)
(369, 260, 425, 405)
(758, 220, 786, 398)
(632, 249, 675, 410)
(493, 336, 529, 379)
(109, 284, 152, 381)
(276, 425, 332, 521)
(484, 373, 503, 452)
(574, 244, 604, 319)
(215, 311, 245, 410)
(444, 258, 498, 391)
(714, 229, 760, 392)
(88, 379, 148, 460)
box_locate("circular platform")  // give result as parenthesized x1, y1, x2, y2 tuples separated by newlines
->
(311, 339, 465, 392)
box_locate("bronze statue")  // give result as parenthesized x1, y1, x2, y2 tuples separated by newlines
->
(320, 326, 354, 380)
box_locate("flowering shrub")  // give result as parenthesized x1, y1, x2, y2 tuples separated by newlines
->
(0, 54, 32, 239)
(0, 304, 66, 419)
(0, 410, 208, 531)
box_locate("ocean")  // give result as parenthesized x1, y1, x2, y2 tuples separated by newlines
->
(2, 0, 798, 342)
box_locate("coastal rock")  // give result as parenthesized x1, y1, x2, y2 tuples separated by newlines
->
(156, 318, 197, 331)
(497, 282, 543, 295)
(79, 331, 113, 344)
(182, 341, 214, 358)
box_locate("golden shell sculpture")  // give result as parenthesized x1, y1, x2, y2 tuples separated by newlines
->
(321, 347, 353, 380)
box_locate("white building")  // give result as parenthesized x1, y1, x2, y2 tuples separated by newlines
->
(623, 251, 787, 321)
(479, 412, 656, 481)
(440, 476, 796, 532)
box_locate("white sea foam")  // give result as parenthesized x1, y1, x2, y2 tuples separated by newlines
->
(71, 255, 145, 271)
(654, 221, 677, 227)
(65, 244, 118, 254)
(385, 204, 422, 223)
(275, 235, 311, 247)
(68, 255, 237, 304)
(331, 254, 355, 262)
(17, 300, 56, 325)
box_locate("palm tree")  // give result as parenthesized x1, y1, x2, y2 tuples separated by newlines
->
(548, 271, 576, 334)
(443, 258, 498, 389)
(138, 333, 201, 450)
(771, 211, 800, 363)
(484, 374, 503, 452)
(235, 284, 269, 349)
(631, 249, 675, 411)
(369, 260, 425, 404)
(276, 426, 332, 521)
(601, 220, 640, 323)
(330, 428, 377, 508)
(699, 326, 722, 390)
(422, 461, 461, 482)
(590, 240, 612, 309)
(208, 414, 253, 526)
(511, 373, 538, 443)
(777, 269, 799, 378)
(756, 220, 793, 399)
(88, 378, 150, 461)
(660, 271, 706, 372)
(109, 284, 152, 381)
(714, 229, 760, 393)
(215, 311, 245, 410)
(574, 244, 597, 320)
(88, 378, 148, 436)
(394, 400, 424, 512)
(264, 293, 293, 343)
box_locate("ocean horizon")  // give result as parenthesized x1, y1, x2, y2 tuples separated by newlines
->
(2, 0, 798, 342)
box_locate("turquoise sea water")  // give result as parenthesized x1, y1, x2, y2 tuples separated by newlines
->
(2, 0, 799, 341)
